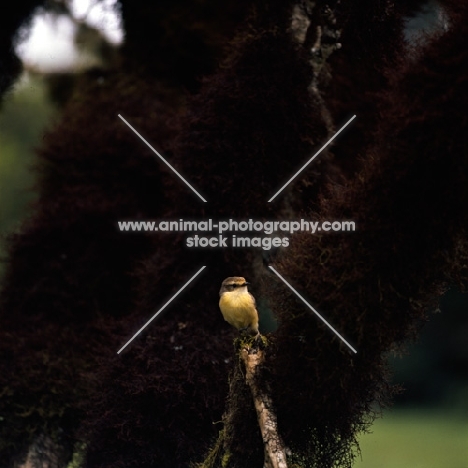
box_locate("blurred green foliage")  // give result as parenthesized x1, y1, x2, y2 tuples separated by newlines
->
(354, 409, 468, 468)
(389, 289, 468, 410)
(0, 73, 56, 278)
(356, 288, 468, 467)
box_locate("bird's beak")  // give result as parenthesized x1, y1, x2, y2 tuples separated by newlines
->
(244, 281, 250, 285)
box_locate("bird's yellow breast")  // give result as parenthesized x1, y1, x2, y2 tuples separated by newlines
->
(219, 291, 258, 330)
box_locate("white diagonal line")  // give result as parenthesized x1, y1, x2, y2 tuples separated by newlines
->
(118, 114, 207, 203)
(268, 115, 356, 202)
(268, 265, 357, 353)
(117, 266, 207, 354)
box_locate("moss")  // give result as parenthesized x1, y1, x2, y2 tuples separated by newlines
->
(2, 1, 467, 467)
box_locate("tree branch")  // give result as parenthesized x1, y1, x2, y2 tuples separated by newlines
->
(240, 343, 288, 468)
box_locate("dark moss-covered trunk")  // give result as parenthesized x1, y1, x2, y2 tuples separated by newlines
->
(1, 1, 467, 467)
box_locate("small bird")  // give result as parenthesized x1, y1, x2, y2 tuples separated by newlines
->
(219, 277, 259, 335)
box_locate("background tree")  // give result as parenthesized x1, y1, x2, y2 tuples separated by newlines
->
(0, 1, 466, 467)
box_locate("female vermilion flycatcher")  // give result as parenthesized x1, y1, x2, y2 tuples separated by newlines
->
(219, 277, 259, 335)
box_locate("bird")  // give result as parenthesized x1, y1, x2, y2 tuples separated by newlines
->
(219, 277, 259, 335)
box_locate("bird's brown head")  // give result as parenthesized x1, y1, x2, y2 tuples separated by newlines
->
(219, 276, 250, 295)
